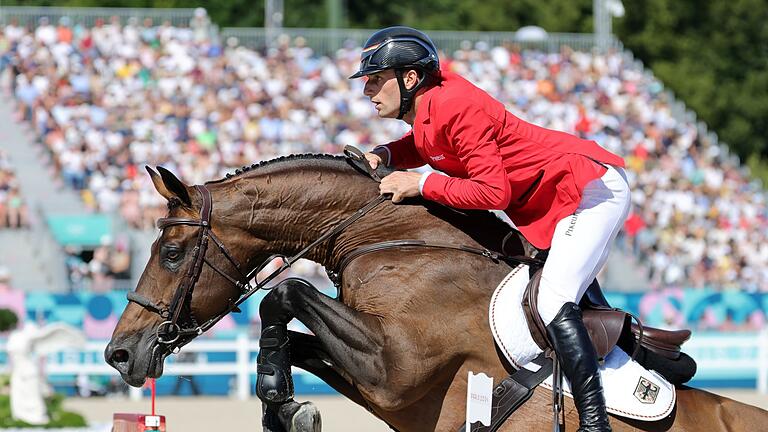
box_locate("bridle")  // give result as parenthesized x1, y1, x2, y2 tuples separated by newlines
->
(127, 180, 542, 355)
(127, 184, 390, 354)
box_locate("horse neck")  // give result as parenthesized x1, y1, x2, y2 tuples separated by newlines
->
(217, 163, 420, 270)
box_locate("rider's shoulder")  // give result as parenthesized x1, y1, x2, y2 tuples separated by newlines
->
(430, 72, 483, 101)
(427, 74, 489, 116)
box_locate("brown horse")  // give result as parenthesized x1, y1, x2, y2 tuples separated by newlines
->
(106, 155, 767, 431)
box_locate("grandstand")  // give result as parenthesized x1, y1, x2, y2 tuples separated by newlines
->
(0, 5, 766, 402)
(2, 7, 765, 294)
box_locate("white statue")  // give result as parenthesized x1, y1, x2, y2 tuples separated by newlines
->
(6, 322, 85, 425)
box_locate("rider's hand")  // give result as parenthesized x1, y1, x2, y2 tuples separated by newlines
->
(380, 171, 422, 203)
(365, 149, 386, 170)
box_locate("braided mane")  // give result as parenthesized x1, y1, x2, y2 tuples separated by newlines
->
(206, 153, 347, 184)
(205, 152, 525, 248)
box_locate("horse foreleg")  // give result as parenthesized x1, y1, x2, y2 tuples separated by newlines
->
(256, 335, 324, 432)
(259, 278, 386, 389)
(258, 278, 386, 432)
(259, 331, 376, 432)
(288, 330, 373, 410)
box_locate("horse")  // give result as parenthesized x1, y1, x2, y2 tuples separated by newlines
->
(105, 154, 767, 431)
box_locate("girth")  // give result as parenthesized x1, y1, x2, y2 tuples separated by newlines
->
(458, 353, 553, 432)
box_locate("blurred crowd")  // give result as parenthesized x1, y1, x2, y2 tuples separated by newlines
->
(64, 234, 131, 292)
(0, 150, 29, 228)
(0, 15, 766, 293)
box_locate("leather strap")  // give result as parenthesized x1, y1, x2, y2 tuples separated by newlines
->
(344, 145, 382, 182)
(126, 291, 166, 317)
(458, 353, 553, 432)
(334, 239, 542, 286)
(167, 185, 212, 329)
(521, 269, 551, 352)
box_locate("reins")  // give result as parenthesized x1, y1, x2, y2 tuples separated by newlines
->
(128, 152, 542, 354)
(128, 188, 390, 354)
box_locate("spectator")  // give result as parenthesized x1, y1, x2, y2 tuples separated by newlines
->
(1, 20, 765, 292)
(0, 151, 29, 228)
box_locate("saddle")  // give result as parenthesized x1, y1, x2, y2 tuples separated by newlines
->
(459, 270, 692, 432)
(522, 269, 691, 361)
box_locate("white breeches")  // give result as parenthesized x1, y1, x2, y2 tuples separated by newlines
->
(536, 165, 631, 325)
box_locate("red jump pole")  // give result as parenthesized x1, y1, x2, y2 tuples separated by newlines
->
(150, 378, 156, 416)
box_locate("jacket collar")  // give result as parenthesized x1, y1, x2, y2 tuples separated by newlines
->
(414, 73, 446, 127)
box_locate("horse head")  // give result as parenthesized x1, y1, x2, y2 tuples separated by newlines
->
(105, 167, 258, 387)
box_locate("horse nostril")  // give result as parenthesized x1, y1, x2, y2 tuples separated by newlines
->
(111, 348, 130, 365)
(105, 344, 134, 375)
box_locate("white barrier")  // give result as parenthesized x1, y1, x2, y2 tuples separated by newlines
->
(0, 333, 257, 401)
(759, 329, 768, 394)
(2, 330, 768, 400)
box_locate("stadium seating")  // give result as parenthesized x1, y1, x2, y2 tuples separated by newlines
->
(0, 18, 766, 294)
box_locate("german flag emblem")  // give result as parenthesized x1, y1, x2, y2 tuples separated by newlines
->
(633, 377, 660, 404)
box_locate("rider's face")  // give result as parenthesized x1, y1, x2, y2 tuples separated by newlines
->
(363, 70, 400, 119)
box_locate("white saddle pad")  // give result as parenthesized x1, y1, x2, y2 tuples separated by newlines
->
(489, 265, 676, 422)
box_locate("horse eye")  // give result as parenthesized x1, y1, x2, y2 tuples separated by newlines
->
(162, 245, 182, 262)
(161, 246, 184, 271)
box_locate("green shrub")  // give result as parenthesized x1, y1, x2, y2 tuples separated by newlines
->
(0, 374, 9, 390)
(0, 309, 18, 332)
(0, 394, 87, 428)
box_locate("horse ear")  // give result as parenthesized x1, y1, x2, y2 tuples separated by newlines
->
(146, 166, 192, 207)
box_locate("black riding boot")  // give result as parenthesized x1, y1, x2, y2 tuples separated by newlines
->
(256, 324, 294, 404)
(546, 302, 612, 432)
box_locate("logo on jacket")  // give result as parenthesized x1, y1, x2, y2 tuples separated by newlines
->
(430, 154, 446, 161)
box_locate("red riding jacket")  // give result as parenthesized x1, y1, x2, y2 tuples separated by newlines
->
(378, 71, 625, 249)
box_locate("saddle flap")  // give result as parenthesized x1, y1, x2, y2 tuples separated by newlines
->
(521, 268, 628, 359)
(521, 269, 550, 352)
(580, 279, 692, 360)
(582, 309, 630, 359)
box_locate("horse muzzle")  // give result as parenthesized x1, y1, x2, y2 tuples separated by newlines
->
(105, 333, 167, 387)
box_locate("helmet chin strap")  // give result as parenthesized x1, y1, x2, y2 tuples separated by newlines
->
(395, 69, 432, 120)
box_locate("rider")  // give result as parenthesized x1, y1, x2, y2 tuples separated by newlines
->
(352, 26, 629, 432)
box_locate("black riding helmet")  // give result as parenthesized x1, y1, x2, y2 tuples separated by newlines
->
(350, 26, 440, 119)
